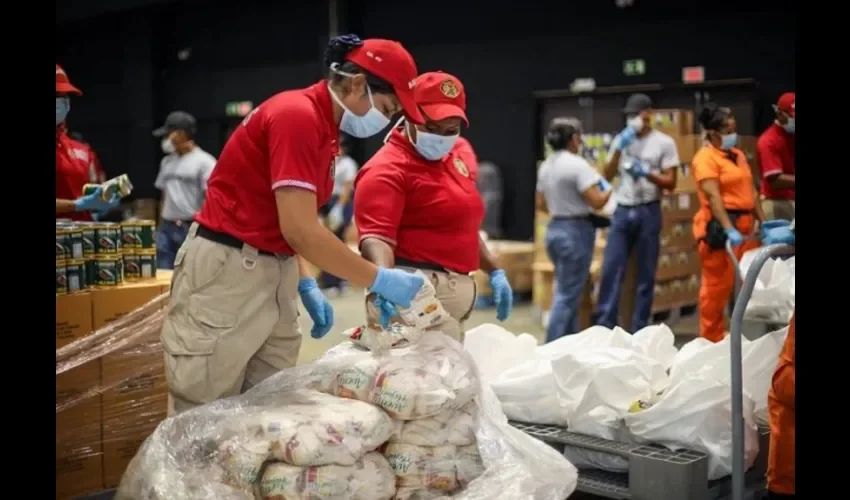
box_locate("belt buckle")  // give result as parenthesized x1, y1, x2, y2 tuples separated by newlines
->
(175, 220, 184, 228)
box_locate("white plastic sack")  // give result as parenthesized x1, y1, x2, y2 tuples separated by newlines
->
(534, 326, 633, 360)
(739, 250, 795, 322)
(490, 359, 565, 426)
(631, 324, 678, 370)
(463, 324, 538, 383)
(259, 452, 396, 500)
(624, 373, 760, 480)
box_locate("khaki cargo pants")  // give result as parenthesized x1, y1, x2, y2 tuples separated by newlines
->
(762, 199, 795, 221)
(366, 268, 477, 342)
(162, 223, 302, 415)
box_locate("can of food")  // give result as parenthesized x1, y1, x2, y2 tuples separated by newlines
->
(66, 226, 84, 260)
(85, 259, 97, 288)
(95, 222, 121, 255)
(66, 259, 87, 293)
(57, 218, 73, 224)
(103, 174, 134, 200)
(137, 220, 156, 250)
(56, 227, 70, 262)
(56, 261, 68, 295)
(83, 183, 101, 197)
(123, 253, 141, 281)
(78, 222, 97, 257)
(120, 222, 138, 251)
(138, 250, 157, 279)
(94, 255, 122, 287)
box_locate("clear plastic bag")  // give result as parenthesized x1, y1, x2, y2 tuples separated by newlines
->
(117, 332, 577, 500)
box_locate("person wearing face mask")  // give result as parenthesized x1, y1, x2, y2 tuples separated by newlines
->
(595, 93, 680, 331)
(537, 118, 612, 341)
(151, 111, 218, 269)
(691, 104, 765, 342)
(353, 71, 511, 340)
(160, 34, 425, 415)
(758, 92, 795, 221)
(56, 64, 121, 221)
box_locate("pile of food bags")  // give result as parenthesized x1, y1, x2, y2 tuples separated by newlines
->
(117, 291, 577, 500)
(465, 322, 786, 480)
(739, 249, 795, 322)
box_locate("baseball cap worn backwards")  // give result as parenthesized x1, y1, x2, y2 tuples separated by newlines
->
(623, 93, 653, 114)
(345, 39, 424, 125)
(414, 71, 468, 126)
(153, 111, 197, 137)
(776, 92, 795, 117)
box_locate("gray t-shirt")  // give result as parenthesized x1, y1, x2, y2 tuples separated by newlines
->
(155, 146, 217, 221)
(536, 150, 602, 217)
(608, 129, 680, 205)
(333, 155, 358, 196)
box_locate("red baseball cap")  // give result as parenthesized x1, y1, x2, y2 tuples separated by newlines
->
(414, 71, 468, 126)
(56, 64, 82, 96)
(776, 92, 795, 117)
(345, 39, 424, 124)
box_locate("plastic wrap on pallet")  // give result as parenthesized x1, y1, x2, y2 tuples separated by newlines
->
(56, 291, 170, 499)
(115, 332, 577, 500)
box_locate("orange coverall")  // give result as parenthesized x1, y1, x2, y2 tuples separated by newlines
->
(767, 311, 795, 495)
(691, 145, 760, 342)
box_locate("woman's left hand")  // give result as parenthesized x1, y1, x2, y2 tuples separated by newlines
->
(489, 269, 513, 321)
(298, 278, 335, 339)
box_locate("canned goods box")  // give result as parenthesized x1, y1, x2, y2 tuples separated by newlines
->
(57, 280, 169, 497)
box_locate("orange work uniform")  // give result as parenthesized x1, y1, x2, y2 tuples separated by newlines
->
(767, 311, 795, 495)
(691, 144, 760, 342)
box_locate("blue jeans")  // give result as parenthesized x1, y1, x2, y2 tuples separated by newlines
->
(545, 218, 595, 342)
(317, 197, 354, 289)
(156, 220, 191, 270)
(594, 202, 662, 331)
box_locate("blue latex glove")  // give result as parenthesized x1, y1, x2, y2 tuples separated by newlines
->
(626, 159, 649, 178)
(298, 278, 335, 339)
(74, 186, 121, 213)
(613, 127, 638, 152)
(369, 268, 425, 309)
(763, 226, 796, 246)
(489, 269, 513, 321)
(372, 296, 398, 329)
(725, 228, 744, 248)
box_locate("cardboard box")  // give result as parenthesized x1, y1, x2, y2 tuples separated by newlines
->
(661, 191, 698, 221)
(651, 109, 694, 138)
(56, 292, 104, 499)
(660, 218, 695, 250)
(674, 134, 700, 164)
(93, 282, 169, 488)
(652, 274, 699, 313)
(674, 164, 698, 193)
(532, 262, 554, 311)
(656, 249, 700, 281)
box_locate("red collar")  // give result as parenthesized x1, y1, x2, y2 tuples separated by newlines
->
(309, 81, 340, 156)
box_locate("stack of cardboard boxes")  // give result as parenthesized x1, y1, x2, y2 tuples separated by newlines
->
(56, 274, 171, 499)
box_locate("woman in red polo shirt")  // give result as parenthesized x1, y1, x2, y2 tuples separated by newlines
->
(161, 35, 427, 415)
(353, 71, 513, 341)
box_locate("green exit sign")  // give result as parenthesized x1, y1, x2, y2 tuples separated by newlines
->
(225, 101, 254, 117)
(623, 59, 646, 76)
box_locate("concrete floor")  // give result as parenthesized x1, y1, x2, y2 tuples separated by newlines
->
(295, 286, 701, 364)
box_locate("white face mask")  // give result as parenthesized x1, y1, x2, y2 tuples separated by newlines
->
(405, 122, 458, 161)
(627, 115, 645, 131)
(327, 65, 391, 138)
(783, 117, 795, 134)
(161, 138, 175, 154)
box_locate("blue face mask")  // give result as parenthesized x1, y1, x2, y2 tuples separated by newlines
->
(412, 127, 458, 161)
(328, 81, 391, 139)
(56, 97, 70, 126)
(783, 118, 795, 134)
(720, 133, 737, 150)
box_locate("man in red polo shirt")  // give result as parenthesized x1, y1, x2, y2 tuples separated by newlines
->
(758, 92, 795, 221)
(56, 65, 119, 220)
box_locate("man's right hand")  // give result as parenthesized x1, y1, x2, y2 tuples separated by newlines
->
(74, 186, 121, 213)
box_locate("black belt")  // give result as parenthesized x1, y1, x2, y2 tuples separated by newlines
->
(163, 219, 194, 227)
(394, 257, 452, 273)
(551, 215, 591, 221)
(196, 224, 277, 256)
(617, 200, 661, 208)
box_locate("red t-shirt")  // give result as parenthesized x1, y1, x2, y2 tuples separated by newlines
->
(56, 127, 93, 222)
(758, 123, 795, 200)
(354, 130, 485, 273)
(195, 81, 338, 254)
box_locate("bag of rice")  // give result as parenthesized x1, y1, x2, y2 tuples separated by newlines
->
(258, 452, 395, 500)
